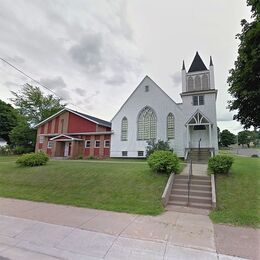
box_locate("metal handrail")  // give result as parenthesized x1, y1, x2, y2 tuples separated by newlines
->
(187, 159, 192, 206)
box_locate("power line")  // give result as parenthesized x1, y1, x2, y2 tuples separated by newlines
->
(0, 57, 84, 111)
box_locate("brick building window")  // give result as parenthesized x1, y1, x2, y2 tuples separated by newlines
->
(104, 140, 110, 148)
(95, 140, 100, 148)
(47, 141, 53, 149)
(39, 135, 44, 143)
(85, 140, 91, 148)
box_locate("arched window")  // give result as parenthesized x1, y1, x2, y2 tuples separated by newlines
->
(121, 117, 128, 141)
(195, 75, 201, 90)
(202, 74, 209, 90)
(137, 107, 157, 140)
(167, 113, 175, 139)
(187, 76, 194, 91)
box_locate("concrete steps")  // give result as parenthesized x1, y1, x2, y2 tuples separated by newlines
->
(188, 148, 211, 164)
(168, 175, 212, 210)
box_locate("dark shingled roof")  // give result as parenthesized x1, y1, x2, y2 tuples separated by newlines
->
(71, 110, 111, 128)
(188, 52, 208, 72)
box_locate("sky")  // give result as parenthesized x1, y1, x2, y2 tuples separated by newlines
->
(0, 0, 252, 134)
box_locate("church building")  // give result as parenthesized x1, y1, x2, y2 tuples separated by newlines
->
(110, 52, 218, 158)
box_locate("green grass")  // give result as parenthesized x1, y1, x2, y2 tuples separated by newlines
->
(0, 157, 170, 215)
(210, 155, 260, 227)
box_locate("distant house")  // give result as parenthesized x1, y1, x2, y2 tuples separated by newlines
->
(0, 138, 7, 147)
(35, 108, 112, 159)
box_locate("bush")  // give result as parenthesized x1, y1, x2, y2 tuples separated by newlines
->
(208, 155, 234, 174)
(146, 139, 172, 157)
(16, 151, 49, 167)
(0, 145, 13, 155)
(13, 146, 34, 155)
(251, 154, 259, 158)
(147, 150, 180, 174)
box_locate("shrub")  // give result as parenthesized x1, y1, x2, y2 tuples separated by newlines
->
(13, 146, 34, 155)
(147, 150, 180, 174)
(208, 155, 234, 174)
(0, 145, 13, 155)
(251, 154, 259, 158)
(146, 139, 172, 157)
(16, 151, 49, 167)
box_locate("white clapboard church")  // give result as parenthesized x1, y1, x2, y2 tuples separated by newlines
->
(110, 52, 218, 159)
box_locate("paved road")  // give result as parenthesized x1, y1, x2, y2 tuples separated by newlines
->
(0, 198, 258, 259)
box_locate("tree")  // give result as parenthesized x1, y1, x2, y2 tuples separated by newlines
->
(11, 84, 66, 126)
(227, 1, 260, 129)
(238, 130, 252, 147)
(220, 129, 236, 147)
(146, 139, 172, 157)
(9, 118, 36, 153)
(0, 100, 18, 144)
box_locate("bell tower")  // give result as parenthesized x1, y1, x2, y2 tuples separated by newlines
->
(181, 52, 218, 156)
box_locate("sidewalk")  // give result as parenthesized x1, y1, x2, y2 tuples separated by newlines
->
(0, 198, 256, 259)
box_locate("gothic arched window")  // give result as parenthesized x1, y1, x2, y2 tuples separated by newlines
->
(137, 107, 157, 140)
(195, 75, 201, 90)
(202, 74, 209, 90)
(167, 113, 175, 140)
(187, 76, 194, 91)
(121, 117, 128, 141)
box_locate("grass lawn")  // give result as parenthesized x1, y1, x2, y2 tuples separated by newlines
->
(210, 155, 260, 228)
(0, 157, 173, 215)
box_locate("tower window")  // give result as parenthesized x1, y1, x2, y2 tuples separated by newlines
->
(199, 95, 204, 105)
(195, 75, 201, 90)
(202, 74, 209, 90)
(193, 96, 198, 106)
(187, 76, 194, 91)
(193, 95, 204, 106)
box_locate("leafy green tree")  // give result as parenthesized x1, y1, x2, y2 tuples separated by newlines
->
(9, 118, 36, 153)
(11, 84, 66, 126)
(146, 139, 172, 157)
(227, 1, 260, 129)
(238, 130, 252, 147)
(220, 129, 236, 147)
(0, 100, 18, 144)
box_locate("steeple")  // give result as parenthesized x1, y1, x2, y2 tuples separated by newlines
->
(182, 60, 186, 70)
(209, 56, 213, 66)
(188, 52, 208, 73)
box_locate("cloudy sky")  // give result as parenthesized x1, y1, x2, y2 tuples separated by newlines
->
(0, 0, 251, 133)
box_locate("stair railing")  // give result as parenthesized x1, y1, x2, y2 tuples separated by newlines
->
(187, 159, 192, 206)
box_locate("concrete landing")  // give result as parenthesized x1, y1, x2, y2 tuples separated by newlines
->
(181, 163, 208, 176)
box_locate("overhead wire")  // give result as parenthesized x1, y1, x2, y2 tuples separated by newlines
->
(0, 57, 84, 111)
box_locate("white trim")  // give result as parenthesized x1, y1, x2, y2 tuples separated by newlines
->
(40, 131, 113, 137)
(185, 109, 213, 126)
(35, 108, 111, 128)
(50, 134, 82, 141)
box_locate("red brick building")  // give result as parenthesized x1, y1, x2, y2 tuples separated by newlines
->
(35, 108, 112, 159)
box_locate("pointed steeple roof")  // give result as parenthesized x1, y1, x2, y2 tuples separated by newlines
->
(188, 52, 208, 72)
(182, 60, 185, 70)
(210, 56, 213, 66)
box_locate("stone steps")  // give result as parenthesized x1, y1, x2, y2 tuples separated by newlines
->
(169, 174, 212, 210)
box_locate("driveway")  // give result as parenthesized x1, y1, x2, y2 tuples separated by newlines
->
(0, 198, 257, 259)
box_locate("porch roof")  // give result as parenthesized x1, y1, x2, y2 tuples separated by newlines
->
(50, 134, 83, 142)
